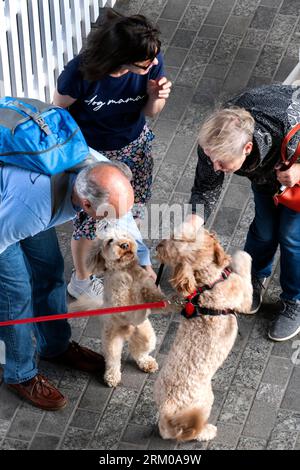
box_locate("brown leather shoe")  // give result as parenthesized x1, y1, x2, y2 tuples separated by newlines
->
(41, 341, 106, 374)
(8, 374, 67, 411)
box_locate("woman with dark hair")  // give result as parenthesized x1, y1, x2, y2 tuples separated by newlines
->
(53, 9, 171, 300)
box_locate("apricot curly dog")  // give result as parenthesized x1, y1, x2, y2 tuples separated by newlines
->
(154, 220, 253, 442)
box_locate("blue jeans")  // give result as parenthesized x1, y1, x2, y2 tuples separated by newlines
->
(244, 188, 300, 301)
(0, 229, 71, 384)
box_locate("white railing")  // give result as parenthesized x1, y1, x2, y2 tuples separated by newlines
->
(0, 0, 115, 102)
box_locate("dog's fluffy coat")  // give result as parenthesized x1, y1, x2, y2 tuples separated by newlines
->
(154, 223, 253, 442)
(77, 228, 164, 387)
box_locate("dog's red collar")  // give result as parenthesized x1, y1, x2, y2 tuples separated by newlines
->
(181, 267, 235, 318)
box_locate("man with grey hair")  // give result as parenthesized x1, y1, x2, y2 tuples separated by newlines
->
(0, 151, 151, 410)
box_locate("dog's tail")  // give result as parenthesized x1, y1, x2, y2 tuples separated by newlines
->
(164, 408, 206, 442)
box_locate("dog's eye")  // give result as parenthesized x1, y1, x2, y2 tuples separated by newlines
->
(107, 238, 114, 245)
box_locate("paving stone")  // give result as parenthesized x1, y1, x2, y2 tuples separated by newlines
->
(279, 0, 300, 15)
(70, 408, 101, 430)
(160, 85, 194, 120)
(232, 335, 273, 389)
(164, 66, 180, 82)
(224, 60, 256, 93)
(210, 34, 241, 67)
(255, 382, 285, 407)
(212, 349, 241, 390)
(179, 4, 209, 30)
(122, 423, 154, 446)
(199, 25, 222, 41)
(232, 0, 260, 17)
(243, 400, 278, 439)
(250, 6, 278, 30)
(266, 14, 297, 48)
(237, 436, 267, 449)
(156, 19, 178, 42)
(0, 419, 10, 440)
(159, 321, 179, 354)
(218, 384, 255, 425)
(211, 207, 243, 238)
(90, 393, 138, 449)
(130, 381, 158, 427)
(260, 0, 282, 7)
(1, 438, 29, 450)
(148, 431, 177, 450)
(59, 368, 90, 391)
(274, 56, 299, 82)
(29, 433, 60, 450)
(224, 16, 252, 36)
(164, 47, 187, 68)
(171, 29, 197, 49)
(242, 28, 268, 48)
(204, 0, 234, 26)
(281, 367, 300, 412)
(203, 63, 230, 79)
(235, 47, 261, 63)
(0, 385, 21, 420)
(6, 408, 42, 441)
(222, 184, 251, 209)
(262, 355, 293, 386)
(208, 423, 243, 450)
(254, 44, 286, 78)
(38, 388, 82, 435)
(138, 0, 168, 22)
(267, 409, 300, 449)
(160, 0, 188, 21)
(118, 442, 145, 450)
(61, 426, 94, 450)
(208, 389, 227, 425)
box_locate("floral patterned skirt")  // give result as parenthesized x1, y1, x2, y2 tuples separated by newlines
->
(73, 124, 155, 240)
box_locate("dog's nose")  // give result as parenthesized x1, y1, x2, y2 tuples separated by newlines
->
(120, 243, 129, 250)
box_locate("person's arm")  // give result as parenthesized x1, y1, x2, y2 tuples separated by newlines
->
(143, 77, 172, 118)
(190, 146, 225, 223)
(53, 89, 77, 108)
(53, 55, 83, 107)
(143, 52, 171, 118)
(0, 197, 46, 255)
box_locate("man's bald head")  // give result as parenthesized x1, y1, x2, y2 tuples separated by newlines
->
(74, 161, 134, 219)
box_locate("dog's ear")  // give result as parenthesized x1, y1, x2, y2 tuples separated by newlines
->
(87, 244, 106, 274)
(213, 239, 230, 267)
(171, 262, 197, 296)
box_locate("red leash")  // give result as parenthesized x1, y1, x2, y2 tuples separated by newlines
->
(0, 301, 168, 327)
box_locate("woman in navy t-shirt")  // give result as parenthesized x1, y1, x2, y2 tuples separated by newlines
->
(53, 9, 171, 298)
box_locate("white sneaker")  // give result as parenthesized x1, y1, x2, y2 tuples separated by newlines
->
(67, 270, 104, 301)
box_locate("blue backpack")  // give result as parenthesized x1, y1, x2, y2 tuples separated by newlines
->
(0, 96, 90, 175)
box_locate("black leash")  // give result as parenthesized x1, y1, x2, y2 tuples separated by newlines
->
(155, 263, 165, 287)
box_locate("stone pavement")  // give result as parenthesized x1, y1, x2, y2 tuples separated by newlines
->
(1, 0, 300, 451)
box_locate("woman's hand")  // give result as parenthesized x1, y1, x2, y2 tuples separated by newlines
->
(147, 77, 172, 101)
(276, 163, 300, 187)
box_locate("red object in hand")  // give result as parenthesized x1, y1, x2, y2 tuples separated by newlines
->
(185, 302, 195, 316)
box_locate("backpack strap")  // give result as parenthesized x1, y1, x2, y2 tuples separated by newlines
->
(280, 123, 300, 171)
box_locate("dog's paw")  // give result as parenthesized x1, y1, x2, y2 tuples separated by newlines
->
(196, 424, 217, 442)
(137, 356, 158, 374)
(104, 369, 121, 387)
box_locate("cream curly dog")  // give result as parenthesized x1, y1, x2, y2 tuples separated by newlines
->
(154, 220, 253, 442)
(80, 228, 165, 388)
